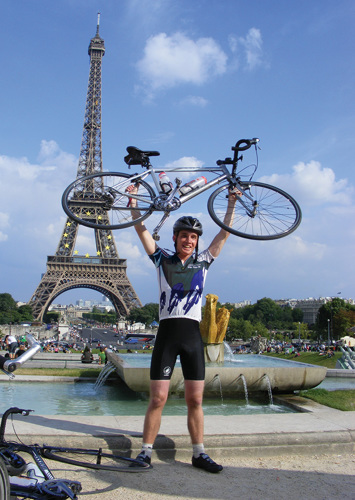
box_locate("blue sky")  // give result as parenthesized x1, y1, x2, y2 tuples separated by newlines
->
(0, 0, 354, 308)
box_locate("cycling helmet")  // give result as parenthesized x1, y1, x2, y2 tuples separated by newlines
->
(173, 216, 203, 236)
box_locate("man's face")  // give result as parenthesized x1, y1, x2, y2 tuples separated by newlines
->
(173, 230, 198, 259)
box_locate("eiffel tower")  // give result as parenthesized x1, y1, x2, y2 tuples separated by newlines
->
(29, 14, 141, 322)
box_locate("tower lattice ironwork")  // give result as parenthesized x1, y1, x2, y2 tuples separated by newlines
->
(29, 15, 141, 321)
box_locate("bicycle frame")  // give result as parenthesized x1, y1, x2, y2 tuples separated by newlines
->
(63, 137, 302, 240)
(112, 161, 256, 239)
(0, 408, 81, 499)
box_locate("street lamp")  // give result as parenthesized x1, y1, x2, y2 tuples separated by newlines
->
(298, 322, 301, 344)
(327, 319, 330, 345)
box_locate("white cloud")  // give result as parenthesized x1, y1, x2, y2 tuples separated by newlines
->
(136, 32, 227, 95)
(0, 212, 10, 242)
(0, 212, 10, 228)
(259, 160, 353, 207)
(229, 28, 265, 71)
(162, 156, 204, 182)
(178, 95, 208, 107)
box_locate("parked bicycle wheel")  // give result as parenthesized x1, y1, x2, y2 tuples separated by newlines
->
(62, 172, 155, 230)
(208, 182, 301, 240)
(41, 446, 152, 472)
(0, 457, 10, 500)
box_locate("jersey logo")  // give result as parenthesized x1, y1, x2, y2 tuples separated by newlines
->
(163, 366, 171, 377)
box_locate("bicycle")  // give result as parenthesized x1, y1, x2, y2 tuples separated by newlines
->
(0, 338, 151, 499)
(62, 138, 302, 241)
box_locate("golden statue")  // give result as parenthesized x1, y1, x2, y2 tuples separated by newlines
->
(200, 293, 231, 344)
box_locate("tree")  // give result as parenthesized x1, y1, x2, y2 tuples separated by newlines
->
(0, 293, 17, 312)
(127, 303, 159, 325)
(333, 309, 355, 338)
(316, 298, 355, 339)
(43, 311, 60, 324)
(0, 293, 34, 324)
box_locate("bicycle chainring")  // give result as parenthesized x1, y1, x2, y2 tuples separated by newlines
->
(39, 479, 82, 499)
(153, 195, 181, 211)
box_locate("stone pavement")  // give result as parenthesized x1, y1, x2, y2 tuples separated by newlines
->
(6, 401, 355, 500)
(5, 399, 355, 500)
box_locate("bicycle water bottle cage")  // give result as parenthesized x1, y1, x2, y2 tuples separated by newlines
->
(124, 146, 160, 167)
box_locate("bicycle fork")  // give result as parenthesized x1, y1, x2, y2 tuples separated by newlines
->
(231, 182, 258, 218)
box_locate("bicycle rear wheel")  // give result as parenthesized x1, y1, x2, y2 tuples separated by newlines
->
(62, 172, 155, 230)
(208, 182, 301, 240)
(41, 446, 152, 472)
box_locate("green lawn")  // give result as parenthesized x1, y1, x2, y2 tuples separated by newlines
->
(299, 388, 355, 411)
(15, 368, 101, 377)
(263, 351, 342, 369)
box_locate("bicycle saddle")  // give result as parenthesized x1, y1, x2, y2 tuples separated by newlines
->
(124, 146, 160, 166)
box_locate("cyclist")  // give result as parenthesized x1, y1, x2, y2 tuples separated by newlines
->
(129, 185, 237, 473)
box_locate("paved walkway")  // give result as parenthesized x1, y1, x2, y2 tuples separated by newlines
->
(4, 393, 355, 499)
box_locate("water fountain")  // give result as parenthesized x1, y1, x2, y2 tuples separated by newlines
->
(238, 374, 249, 405)
(93, 361, 116, 390)
(107, 294, 327, 396)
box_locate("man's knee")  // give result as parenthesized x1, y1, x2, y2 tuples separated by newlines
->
(185, 393, 203, 408)
(148, 382, 170, 409)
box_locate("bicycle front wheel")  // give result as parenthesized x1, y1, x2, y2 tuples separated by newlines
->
(41, 446, 152, 472)
(62, 172, 155, 230)
(208, 182, 301, 240)
(0, 457, 10, 500)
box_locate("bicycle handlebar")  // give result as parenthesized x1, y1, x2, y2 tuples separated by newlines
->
(0, 334, 41, 373)
(232, 138, 259, 152)
(0, 407, 33, 444)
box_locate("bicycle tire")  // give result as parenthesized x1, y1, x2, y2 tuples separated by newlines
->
(62, 172, 155, 230)
(208, 182, 301, 240)
(41, 446, 152, 472)
(0, 457, 10, 500)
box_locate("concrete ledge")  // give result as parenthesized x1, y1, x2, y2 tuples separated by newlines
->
(4, 394, 354, 459)
(326, 368, 355, 377)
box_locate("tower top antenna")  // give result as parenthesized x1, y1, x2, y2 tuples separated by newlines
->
(96, 12, 101, 35)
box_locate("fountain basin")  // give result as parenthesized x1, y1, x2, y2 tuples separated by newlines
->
(107, 352, 327, 396)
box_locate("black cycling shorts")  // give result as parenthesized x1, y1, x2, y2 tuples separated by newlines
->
(150, 318, 205, 381)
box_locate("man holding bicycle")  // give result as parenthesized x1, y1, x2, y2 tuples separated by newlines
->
(129, 185, 237, 473)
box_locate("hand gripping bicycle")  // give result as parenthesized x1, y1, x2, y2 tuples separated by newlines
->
(62, 138, 301, 241)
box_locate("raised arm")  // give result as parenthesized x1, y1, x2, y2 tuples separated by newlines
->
(128, 184, 157, 256)
(208, 189, 238, 258)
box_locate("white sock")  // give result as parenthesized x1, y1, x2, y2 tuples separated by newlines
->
(192, 443, 205, 458)
(141, 443, 153, 458)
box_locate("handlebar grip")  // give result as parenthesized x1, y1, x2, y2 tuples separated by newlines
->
(232, 138, 259, 152)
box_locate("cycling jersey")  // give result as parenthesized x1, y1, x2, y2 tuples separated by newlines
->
(149, 247, 214, 322)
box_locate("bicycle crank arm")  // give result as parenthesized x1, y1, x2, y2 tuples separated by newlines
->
(152, 212, 171, 241)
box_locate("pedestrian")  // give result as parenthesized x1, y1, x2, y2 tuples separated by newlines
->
(98, 346, 107, 364)
(5, 334, 18, 359)
(128, 184, 238, 473)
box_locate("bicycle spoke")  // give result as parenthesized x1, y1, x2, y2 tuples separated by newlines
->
(62, 172, 155, 230)
(208, 182, 301, 240)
